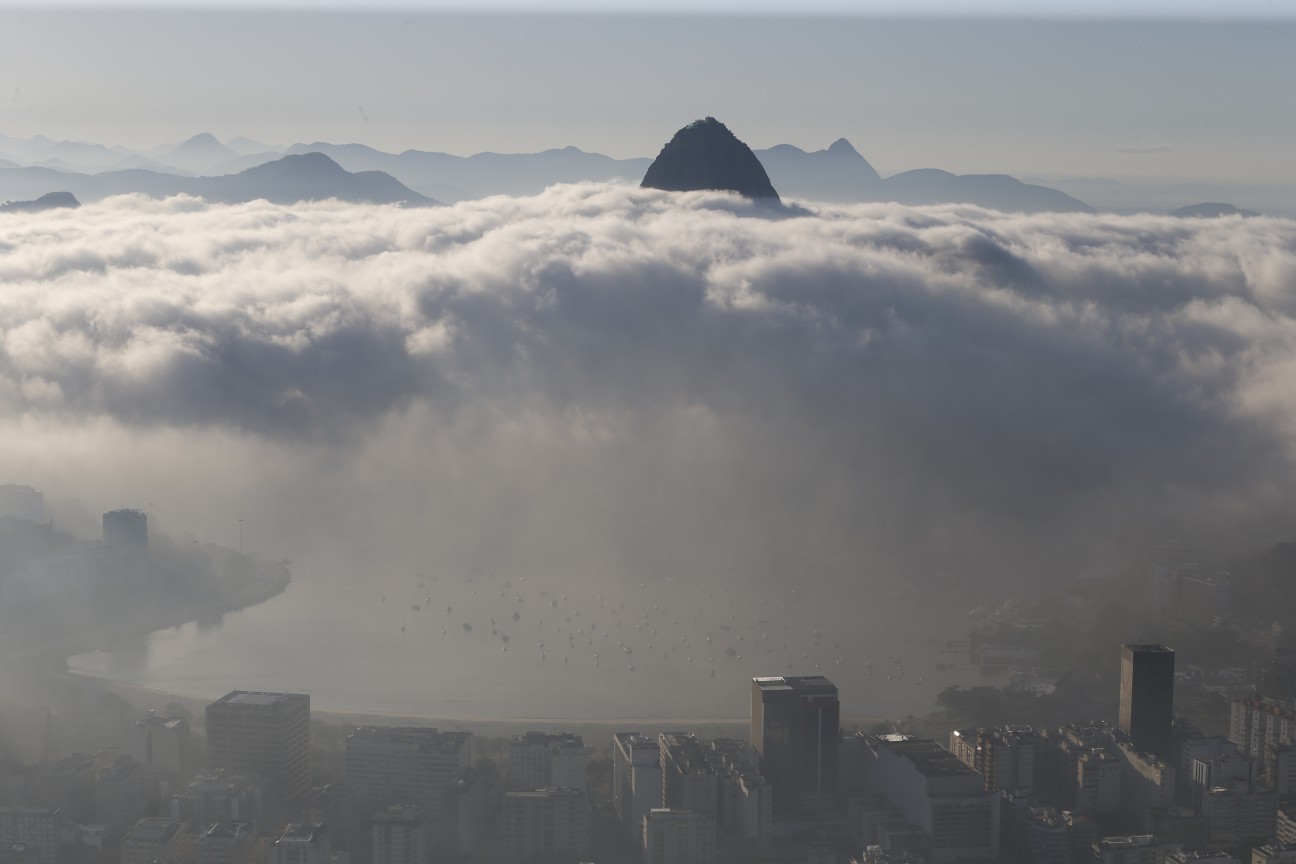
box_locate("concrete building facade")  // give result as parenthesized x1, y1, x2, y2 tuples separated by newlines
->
(205, 692, 310, 807)
(121, 818, 192, 864)
(506, 732, 587, 794)
(371, 805, 427, 864)
(344, 727, 472, 829)
(751, 676, 839, 818)
(858, 735, 1000, 863)
(642, 809, 715, 864)
(613, 732, 663, 844)
(0, 809, 63, 864)
(499, 787, 590, 864)
(1119, 645, 1176, 760)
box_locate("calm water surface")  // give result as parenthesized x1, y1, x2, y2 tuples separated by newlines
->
(69, 561, 990, 722)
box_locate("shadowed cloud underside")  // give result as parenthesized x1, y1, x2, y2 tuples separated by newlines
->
(2, 184, 1295, 585)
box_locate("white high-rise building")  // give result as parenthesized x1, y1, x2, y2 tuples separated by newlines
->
(194, 823, 255, 864)
(0, 486, 43, 523)
(659, 733, 718, 816)
(0, 809, 64, 864)
(642, 809, 715, 864)
(121, 818, 191, 864)
(372, 805, 427, 864)
(1076, 749, 1122, 816)
(614, 732, 663, 844)
(267, 824, 329, 864)
(1232, 697, 1296, 766)
(707, 739, 771, 847)
(506, 732, 587, 793)
(128, 714, 191, 778)
(858, 735, 1000, 863)
(500, 787, 590, 864)
(344, 727, 472, 827)
(103, 509, 149, 556)
(94, 754, 150, 832)
(948, 727, 1042, 794)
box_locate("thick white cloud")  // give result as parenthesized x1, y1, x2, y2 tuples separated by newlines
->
(2, 185, 1294, 586)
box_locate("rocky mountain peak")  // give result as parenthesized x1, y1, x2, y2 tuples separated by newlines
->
(641, 117, 779, 200)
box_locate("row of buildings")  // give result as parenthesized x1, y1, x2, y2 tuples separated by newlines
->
(938, 644, 1296, 864)
(8, 639, 1296, 864)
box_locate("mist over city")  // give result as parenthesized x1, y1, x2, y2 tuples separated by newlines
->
(1, 3, 1296, 864)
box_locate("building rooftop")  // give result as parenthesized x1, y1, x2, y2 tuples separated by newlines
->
(753, 675, 837, 693)
(275, 823, 326, 844)
(505, 786, 586, 799)
(1097, 835, 1161, 850)
(95, 755, 142, 782)
(659, 732, 717, 776)
(199, 822, 252, 842)
(452, 765, 497, 792)
(373, 804, 422, 823)
(136, 715, 188, 731)
(347, 726, 471, 753)
(877, 736, 980, 779)
(213, 691, 308, 708)
(124, 818, 184, 844)
(511, 731, 583, 749)
(645, 808, 706, 821)
(1123, 644, 1175, 654)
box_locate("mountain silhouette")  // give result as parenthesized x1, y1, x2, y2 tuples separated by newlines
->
(1171, 202, 1260, 218)
(755, 138, 880, 202)
(282, 141, 650, 202)
(192, 152, 434, 205)
(165, 133, 240, 173)
(642, 117, 779, 200)
(878, 169, 1091, 213)
(0, 129, 1103, 213)
(0, 153, 434, 206)
(0, 191, 80, 213)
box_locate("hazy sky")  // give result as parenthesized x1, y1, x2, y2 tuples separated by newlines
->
(1, 6, 1293, 182)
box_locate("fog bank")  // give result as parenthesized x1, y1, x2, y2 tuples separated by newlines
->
(2, 186, 1294, 591)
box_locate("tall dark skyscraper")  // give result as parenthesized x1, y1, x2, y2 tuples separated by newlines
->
(103, 508, 149, 556)
(206, 691, 311, 807)
(751, 675, 840, 818)
(1118, 644, 1175, 759)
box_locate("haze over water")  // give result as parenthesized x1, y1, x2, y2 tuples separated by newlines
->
(69, 551, 982, 722)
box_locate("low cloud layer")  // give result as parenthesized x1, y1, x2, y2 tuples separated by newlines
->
(2, 185, 1295, 588)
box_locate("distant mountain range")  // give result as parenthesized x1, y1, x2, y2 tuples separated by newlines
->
(1170, 202, 1260, 219)
(0, 129, 1286, 216)
(0, 191, 79, 213)
(0, 152, 433, 207)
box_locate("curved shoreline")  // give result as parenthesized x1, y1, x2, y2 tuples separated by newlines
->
(62, 669, 884, 739)
(8, 562, 293, 665)
(47, 562, 892, 736)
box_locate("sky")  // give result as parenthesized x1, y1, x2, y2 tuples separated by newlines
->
(0, 6, 1293, 183)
